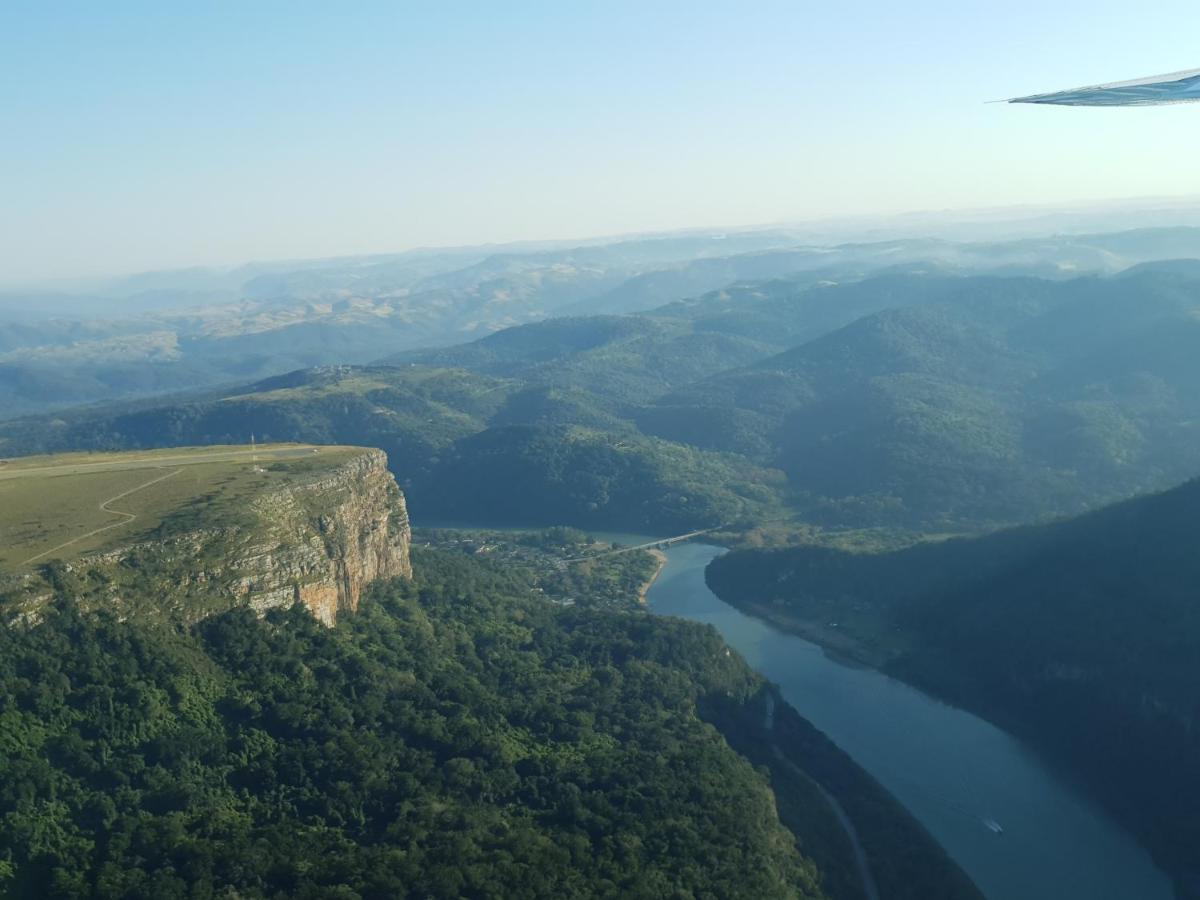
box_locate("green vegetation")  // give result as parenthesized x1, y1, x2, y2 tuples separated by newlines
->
(707, 479, 1200, 896)
(650, 267, 1200, 528)
(0, 545, 978, 900)
(9, 264, 1200, 535)
(0, 368, 785, 535)
(384, 315, 777, 410)
(422, 424, 784, 532)
(18, 243, 1200, 897)
(705, 688, 984, 900)
(415, 526, 662, 608)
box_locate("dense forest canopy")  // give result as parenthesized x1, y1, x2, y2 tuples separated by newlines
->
(0, 552, 816, 899)
(0, 544, 981, 900)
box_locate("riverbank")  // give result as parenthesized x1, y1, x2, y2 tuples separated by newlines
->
(649, 541, 1175, 900)
(704, 545, 1194, 899)
(702, 684, 982, 900)
(720, 594, 896, 669)
(637, 548, 668, 604)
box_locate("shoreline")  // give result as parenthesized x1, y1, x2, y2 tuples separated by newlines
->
(638, 548, 668, 604)
(727, 596, 894, 669)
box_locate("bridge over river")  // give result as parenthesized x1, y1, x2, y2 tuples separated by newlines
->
(561, 527, 720, 564)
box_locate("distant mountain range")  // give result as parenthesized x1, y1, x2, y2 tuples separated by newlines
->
(387, 259, 1200, 529)
(8, 225, 1200, 419)
(6, 255, 1200, 536)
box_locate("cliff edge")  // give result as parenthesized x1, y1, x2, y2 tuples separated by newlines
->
(233, 447, 412, 624)
(0, 444, 412, 625)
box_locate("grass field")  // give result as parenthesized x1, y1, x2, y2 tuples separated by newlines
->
(0, 443, 363, 569)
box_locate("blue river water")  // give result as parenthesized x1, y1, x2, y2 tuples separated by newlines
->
(643, 541, 1173, 900)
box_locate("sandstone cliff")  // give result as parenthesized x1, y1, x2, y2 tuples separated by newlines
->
(233, 447, 412, 625)
(4, 447, 412, 626)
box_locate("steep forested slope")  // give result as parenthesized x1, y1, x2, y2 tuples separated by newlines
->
(644, 266, 1200, 526)
(387, 264, 1200, 527)
(0, 546, 982, 900)
(382, 315, 776, 409)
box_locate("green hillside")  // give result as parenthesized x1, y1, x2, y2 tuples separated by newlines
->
(383, 315, 776, 409)
(385, 264, 1200, 529)
(645, 266, 1200, 526)
(0, 367, 782, 535)
(0, 540, 982, 900)
(7, 264, 1200, 535)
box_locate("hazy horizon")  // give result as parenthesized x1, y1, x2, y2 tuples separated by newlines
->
(7, 193, 1200, 292)
(5, 1, 1200, 282)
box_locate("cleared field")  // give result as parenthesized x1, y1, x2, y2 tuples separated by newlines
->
(0, 444, 361, 569)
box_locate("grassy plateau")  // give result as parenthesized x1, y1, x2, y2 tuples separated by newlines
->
(0, 443, 362, 570)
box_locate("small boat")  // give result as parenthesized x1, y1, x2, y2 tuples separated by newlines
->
(982, 818, 1004, 835)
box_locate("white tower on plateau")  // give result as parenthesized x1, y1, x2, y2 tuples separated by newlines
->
(1009, 67, 1200, 106)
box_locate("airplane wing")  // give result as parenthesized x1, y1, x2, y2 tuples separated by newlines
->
(1009, 67, 1200, 106)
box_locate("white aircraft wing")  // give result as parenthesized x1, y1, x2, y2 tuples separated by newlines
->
(1010, 68, 1200, 106)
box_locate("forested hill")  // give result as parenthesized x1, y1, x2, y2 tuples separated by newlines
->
(10, 224, 1200, 417)
(644, 264, 1200, 525)
(6, 263, 1200, 532)
(0, 542, 982, 900)
(707, 479, 1200, 897)
(0, 367, 785, 535)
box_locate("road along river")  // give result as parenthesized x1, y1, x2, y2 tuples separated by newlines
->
(643, 540, 1173, 900)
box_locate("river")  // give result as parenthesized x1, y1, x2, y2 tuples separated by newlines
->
(643, 541, 1174, 900)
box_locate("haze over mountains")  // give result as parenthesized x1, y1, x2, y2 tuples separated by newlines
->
(8, 231, 1200, 535)
(8, 218, 1200, 419)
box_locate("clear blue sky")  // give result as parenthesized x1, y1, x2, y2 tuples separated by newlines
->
(3, 0, 1200, 281)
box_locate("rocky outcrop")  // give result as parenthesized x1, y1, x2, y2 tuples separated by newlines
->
(237, 448, 412, 624)
(24, 448, 413, 627)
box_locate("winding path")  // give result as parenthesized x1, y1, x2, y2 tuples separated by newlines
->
(23, 467, 183, 565)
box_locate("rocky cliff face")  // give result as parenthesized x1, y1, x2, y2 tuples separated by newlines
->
(233, 448, 413, 625)
(6, 448, 413, 627)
